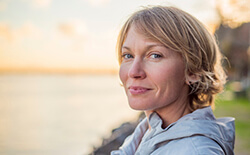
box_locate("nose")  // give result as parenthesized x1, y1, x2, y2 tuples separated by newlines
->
(128, 58, 146, 79)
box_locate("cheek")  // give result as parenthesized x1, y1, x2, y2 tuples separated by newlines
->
(155, 64, 186, 86)
(119, 65, 127, 85)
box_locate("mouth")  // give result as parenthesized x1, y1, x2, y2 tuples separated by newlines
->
(128, 86, 152, 95)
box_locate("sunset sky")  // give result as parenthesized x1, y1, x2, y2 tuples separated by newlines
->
(0, 0, 231, 72)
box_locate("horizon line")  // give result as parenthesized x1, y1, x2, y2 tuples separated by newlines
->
(0, 67, 119, 75)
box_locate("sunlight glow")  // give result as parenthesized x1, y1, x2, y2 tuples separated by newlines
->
(0, 0, 249, 73)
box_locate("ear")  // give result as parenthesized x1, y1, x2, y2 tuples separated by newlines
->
(185, 73, 200, 85)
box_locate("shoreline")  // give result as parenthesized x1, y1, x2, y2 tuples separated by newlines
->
(89, 112, 145, 155)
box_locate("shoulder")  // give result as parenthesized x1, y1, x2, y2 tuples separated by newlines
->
(152, 135, 225, 155)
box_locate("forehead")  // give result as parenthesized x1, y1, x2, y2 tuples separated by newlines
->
(123, 25, 161, 47)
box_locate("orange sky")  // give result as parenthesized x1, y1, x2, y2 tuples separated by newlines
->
(0, 0, 249, 73)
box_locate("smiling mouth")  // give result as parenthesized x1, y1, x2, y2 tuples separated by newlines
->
(128, 86, 151, 95)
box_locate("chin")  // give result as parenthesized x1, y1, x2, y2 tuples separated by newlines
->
(129, 103, 144, 111)
(128, 102, 154, 111)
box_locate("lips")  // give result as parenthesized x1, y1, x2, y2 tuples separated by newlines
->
(128, 86, 151, 95)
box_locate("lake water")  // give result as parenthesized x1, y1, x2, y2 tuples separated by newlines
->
(0, 74, 138, 155)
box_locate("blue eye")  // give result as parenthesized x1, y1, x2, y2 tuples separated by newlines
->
(150, 54, 162, 59)
(122, 54, 133, 59)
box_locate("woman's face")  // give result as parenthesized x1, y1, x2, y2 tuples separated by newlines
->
(119, 25, 189, 112)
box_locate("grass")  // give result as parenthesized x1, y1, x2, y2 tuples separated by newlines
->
(214, 96, 250, 155)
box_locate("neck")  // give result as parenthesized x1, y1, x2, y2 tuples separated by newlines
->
(145, 96, 191, 130)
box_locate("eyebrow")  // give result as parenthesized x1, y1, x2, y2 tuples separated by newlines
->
(122, 44, 166, 52)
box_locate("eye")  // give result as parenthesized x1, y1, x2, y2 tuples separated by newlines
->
(150, 53, 162, 59)
(122, 53, 133, 59)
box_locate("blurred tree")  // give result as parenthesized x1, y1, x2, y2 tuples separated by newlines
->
(214, 0, 250, 98)
(216, 23, 249, 80)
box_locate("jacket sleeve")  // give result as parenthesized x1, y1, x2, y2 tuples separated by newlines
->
(190, 136, 226, 155)
(151, 136, 225, 155)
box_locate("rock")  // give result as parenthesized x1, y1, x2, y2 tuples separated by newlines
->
(90, 112, 145, 155)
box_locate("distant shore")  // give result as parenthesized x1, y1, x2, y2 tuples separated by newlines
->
(0, 67, 119, 75)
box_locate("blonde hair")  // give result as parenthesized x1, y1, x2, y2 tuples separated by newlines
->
(117, 6, 227, 111)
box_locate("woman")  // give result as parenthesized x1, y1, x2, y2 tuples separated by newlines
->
(112, 6, 235, 155)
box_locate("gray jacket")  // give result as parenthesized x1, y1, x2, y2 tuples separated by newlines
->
(111, 106, 235, 155)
